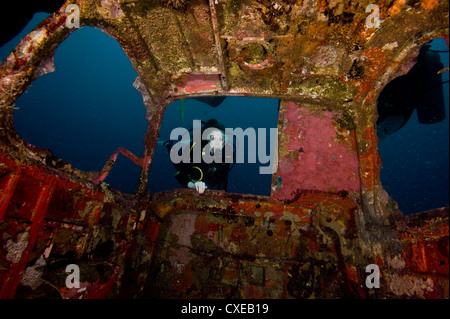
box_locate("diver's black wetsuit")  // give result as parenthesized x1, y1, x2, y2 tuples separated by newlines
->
(165, 139, 232, 192)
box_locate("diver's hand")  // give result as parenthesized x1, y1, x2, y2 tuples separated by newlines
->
(188, 181, 207, 194)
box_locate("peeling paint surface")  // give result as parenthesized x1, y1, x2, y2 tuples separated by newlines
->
(272, 101, 360, 200)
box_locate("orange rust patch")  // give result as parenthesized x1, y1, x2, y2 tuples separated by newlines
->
(194, 214, 219, 234)
(389, 0, 407, 16)
(354, 48, 391, 100)
(358, 126, 381, 191)
(421, 0, 440, 10)
(332, 122, 359, 153)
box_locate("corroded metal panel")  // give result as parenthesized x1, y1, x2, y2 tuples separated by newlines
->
(0, 153, 143, 298)
(272, 100, 360, 201)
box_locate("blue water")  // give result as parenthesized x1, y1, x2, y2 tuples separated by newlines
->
(378, 38, 449, 215)
(8, 25, 148, 193)
(1, 16, 449, 214)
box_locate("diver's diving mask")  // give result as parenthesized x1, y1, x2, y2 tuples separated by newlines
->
(206, 129, 225, 151)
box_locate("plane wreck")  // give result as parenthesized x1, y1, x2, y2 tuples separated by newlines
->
(0, 0, 448, 299)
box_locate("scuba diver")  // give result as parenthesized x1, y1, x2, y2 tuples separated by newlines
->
(161, 119, 233, 194)
(376, 43, 448, 139)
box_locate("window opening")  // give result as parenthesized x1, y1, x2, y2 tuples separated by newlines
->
(377, 37, 449, 215)
(11, 27, 148, 194)
(148, 96, 280, 196)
